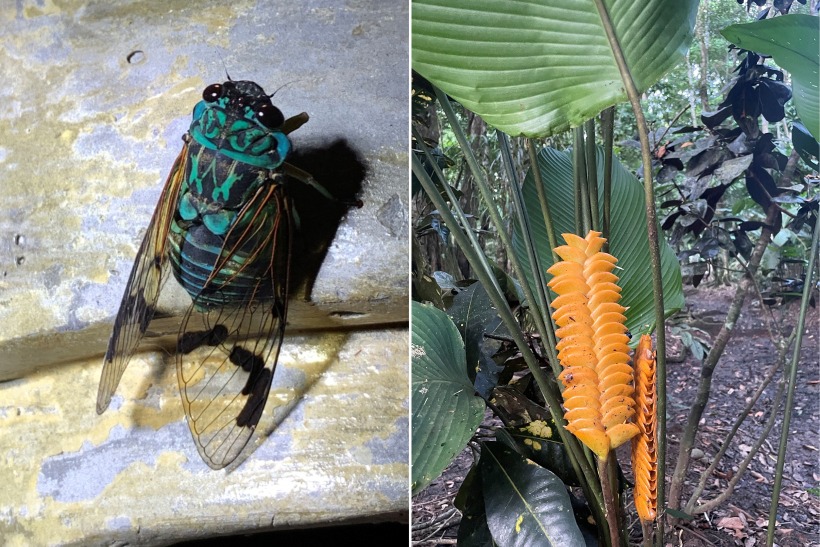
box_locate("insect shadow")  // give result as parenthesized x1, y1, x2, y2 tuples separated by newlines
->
(285, 137, 366, 297)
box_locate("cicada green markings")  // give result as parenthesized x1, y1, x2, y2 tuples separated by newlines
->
(97, 79, 335, 469)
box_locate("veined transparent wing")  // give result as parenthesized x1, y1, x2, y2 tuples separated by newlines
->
(97, 142, 189, 414)
(176, 179, 292, 469)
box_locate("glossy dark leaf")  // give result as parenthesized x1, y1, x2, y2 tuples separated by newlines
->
(745, 163, 779, 210)
(758, 78, 792, 123)
(481, 442, 583, 546)
(713, 155, 754, 184)
(739, 220, 767, 231)
(455, 465, 496, 547)
(701, 106, 734, 129)
(723, 15, 820, 139)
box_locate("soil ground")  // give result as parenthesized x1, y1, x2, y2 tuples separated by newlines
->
(412, 286, 820, 546)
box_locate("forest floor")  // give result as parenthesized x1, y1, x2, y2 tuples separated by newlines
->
(411, 286, 820, 546)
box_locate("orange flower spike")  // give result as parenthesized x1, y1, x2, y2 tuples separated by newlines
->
(548, 231, 639, 460)
(631, 335, 658, 522)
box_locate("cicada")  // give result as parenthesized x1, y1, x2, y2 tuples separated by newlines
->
(97, 79, 336, 469)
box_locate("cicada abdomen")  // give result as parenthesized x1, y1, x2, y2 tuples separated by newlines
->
(98, 79, 322, 469)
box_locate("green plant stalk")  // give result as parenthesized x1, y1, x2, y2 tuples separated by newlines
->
(434, 88, 561, 371)
(411, 125, 501, 295)
(527, 139, 559, 256)
(573, 127, 591, 233)
(498, 130, 560, 369)
(413, 154, 608, 541)
(526, 138, 561, 375)
(601, 107, 615, 248)
(585, 118, 600, 233)
(767, 218, 819, 546)
(497, 130, 550, 325)
(592, 1, 668, 541)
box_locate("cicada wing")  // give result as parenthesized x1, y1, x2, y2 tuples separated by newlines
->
(97, 142, 189, 414)
(176, 182, 292, 469)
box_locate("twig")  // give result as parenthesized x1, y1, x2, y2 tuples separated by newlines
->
(680, 524, 719, 545)
(651, 104, 692, 156)
(690, 368, 786, 514)
(413, 539, 458, 546)
(412, 507, 460, 541)
(684, 329, 796, 511)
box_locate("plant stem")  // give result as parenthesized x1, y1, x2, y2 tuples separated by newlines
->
(573, 127, 589, 234)
(591, 2, 668, 542)
(601, 107, 614, 248)
(585, 118, 600, 232)
(528, 139, 559, 255)
(598, 455, 621, 547)
(767, 215, 819, 545)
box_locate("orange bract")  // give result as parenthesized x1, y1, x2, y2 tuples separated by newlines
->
(631, 334, 658, 521)
(547, 231, 639, 459)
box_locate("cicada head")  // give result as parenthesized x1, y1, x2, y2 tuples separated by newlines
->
(189, 80, 291, 169)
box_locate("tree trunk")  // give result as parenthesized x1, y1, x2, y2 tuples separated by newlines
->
(667, 205, 777, 512)
(697, 5, 710, 111)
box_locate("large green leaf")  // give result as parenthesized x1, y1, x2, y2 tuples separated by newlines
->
(481, 442, 583, 546)
(412, 301, 485, 495)
(722, 14, 820, 141)
(412, 0, 698, 137)
(513, 146, 684, 336)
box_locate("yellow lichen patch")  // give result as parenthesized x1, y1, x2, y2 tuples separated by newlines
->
(547, 231, 639, 459)
(525, 420, 553, 438)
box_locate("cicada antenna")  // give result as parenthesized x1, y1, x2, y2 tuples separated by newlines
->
(269, 81, 298, 98)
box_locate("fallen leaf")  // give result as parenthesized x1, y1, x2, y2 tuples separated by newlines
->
(717, 516, 744, 531)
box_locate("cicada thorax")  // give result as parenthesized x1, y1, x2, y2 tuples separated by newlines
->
(168, 80, 294, 310)
(168, 139, 288, 308)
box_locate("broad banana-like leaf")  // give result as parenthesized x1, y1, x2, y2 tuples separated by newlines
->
(412, 0, 698, 137)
